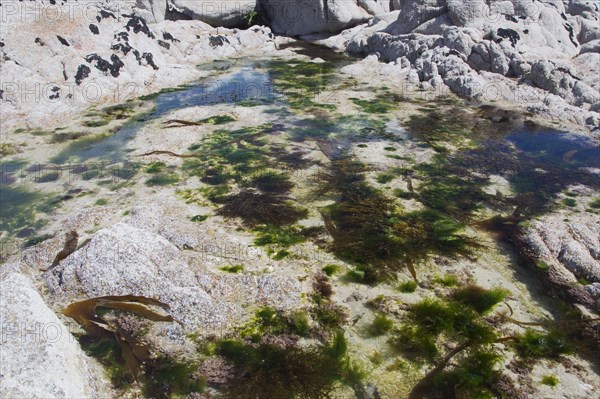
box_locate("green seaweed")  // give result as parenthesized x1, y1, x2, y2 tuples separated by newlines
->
(350, 95, 395, 114)
(541, 375, 559, 387)
(367, 314, 394, 337)
(0, 185, 57, 236)
(219, 264, 244, 273)
(322, 264, 340, 276)
(452, 285, 509, 315)
(215, 332, 349, 399)
(197, 114, 236, 125)
(145, 173, 179, 186)
(191, 214, 209, 222)
(512, 329, 572, 360)
(398, 280, 418, 293)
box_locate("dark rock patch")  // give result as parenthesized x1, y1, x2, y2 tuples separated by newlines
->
(564, 23, 578, 47)
(209, 35, 229, 48)
(496, 28, 520, 47)
(56, 35, 70, 46)
(162, 32, 180, 42)
(89, 24, 99, 35)
(141, 52, 159, 70)
(75, 64, 91, 85)
(123, 14, 154, 38)
(85, 53, 125, 77)
(49, 86, 60, 100)
(97, 10, 117, 22)
(157, 40, 170, 50)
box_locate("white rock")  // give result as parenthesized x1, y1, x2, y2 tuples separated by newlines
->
(0, 273, 111, 398)
(45, 221, 304, 332)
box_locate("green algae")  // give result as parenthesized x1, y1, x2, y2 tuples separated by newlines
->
(144, 162, 166, 174)
(268, 59, 338, 112)
(367, 314, 394, 337)
(512, 329, 573, 360)
(398, 280, 418, 293)
(190, 214, 209, 222)
(214, 331, 353, 399)
(375, 172, 395, 184)
(145, 173, 179, 186)
(197, 114, 236, 125)
(219, 264, 244, 273)
(138, 86, 188, 101)
(350, 95, 395, 114)
(542, 375, 560, 387)
(452, 285, 509, 315)
(252, 224, 308, 259)
(322, 264, 340, 276)
(0, 185, 58, 236)
(95, 198, 109, 206)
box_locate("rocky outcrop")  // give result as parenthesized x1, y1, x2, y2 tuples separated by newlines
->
(136, 0, 257, 27)
(258, 0, 392, 36)
(0, 272, 111, 398)
(0, 1, 277, 132)
(316, 0, 600, 132)
(525, 212, 600, 283)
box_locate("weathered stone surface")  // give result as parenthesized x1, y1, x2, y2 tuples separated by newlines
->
(525, 213, 600, 283)
(319, 0, 600, 132)
(45, 219, 304, 332)
(0, 1, 277, 132)
(258, 0, 388, 36)
(0, 272, 111, 398)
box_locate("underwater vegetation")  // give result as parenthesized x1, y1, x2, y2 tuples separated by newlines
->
(267, 59, 337, 111)
(252, 224, 311, 259)
(82, 103, 141, 127)
(414, 155, 492, 221)
(387, 284, 585, 399)
(214, 331, 355, 399)
(391, 286, 507, 399)
(350, 94, 396, 114)
(0, 185, 59, 237)
(318, 158, 480, 283)
(217, 190, 307, 228)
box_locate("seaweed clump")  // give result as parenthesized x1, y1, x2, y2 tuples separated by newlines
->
(214, 331, 357, 399)
(217, 190, 307, 228)
(391, 287, 508, 399)
(319, 159, 480, 283)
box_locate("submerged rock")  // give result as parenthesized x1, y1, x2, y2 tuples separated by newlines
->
(0, 272, 111, 398)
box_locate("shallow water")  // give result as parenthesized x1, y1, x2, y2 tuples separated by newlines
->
(2, 53, 599, 241)
(3, 43, 600, 399)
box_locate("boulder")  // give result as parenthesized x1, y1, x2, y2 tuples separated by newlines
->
(0, 272, 111, 398)
(45, 220, 304, 332)
(169, 0, 257, 27)
(258, 0, 375, 36)
(136, 0, 256, 26)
